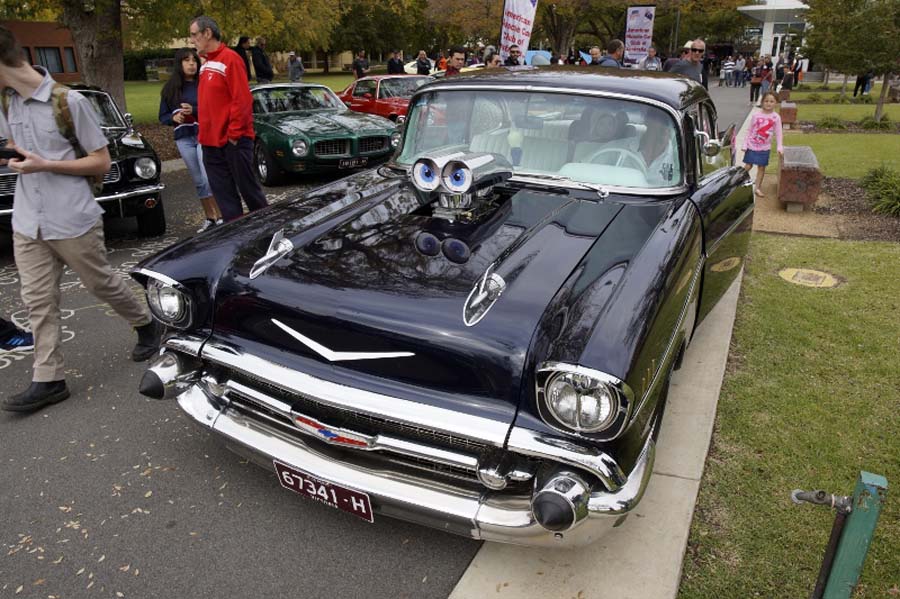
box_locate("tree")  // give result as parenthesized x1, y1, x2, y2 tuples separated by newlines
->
(805, 0, 900, 120)
(60, 0, 126, 109)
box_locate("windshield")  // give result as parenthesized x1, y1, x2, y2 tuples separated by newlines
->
(397, 90, 682, 190)
(253, 86, 345, 114)
(80, 91, 126, 128)
(379, 77, 431, 99)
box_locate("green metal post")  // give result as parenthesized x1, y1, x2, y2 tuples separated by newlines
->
(822, 471, 888, 599)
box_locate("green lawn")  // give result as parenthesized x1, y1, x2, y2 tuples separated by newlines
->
(679, 234, 900, 599)
(791, 82, 883, 101)
(124, 73, 357, 124)
(784, 133, 900, 179)
(795, 103, 900, 123)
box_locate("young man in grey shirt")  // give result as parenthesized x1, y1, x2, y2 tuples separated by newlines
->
(0, 26, 160, 412)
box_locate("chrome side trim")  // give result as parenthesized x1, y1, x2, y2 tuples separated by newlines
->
(505, 427, 626, 491)
(632, 254, 705, 419)
(200, 341, 510, 446)
(705, 202, 754, 257)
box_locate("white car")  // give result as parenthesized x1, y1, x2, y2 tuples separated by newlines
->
(404, 59, 437, 75)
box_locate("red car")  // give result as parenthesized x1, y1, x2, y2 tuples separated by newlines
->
(338, 75, 433, 123)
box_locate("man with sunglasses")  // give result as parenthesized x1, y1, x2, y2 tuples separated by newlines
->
(504, 45, 522, 66)
(669, 39, 705, 85)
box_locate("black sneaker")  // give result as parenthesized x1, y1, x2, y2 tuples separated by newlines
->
(0, 327, 34, 353)
(2, 380, 70, 413)
(132, 320, 162, 362)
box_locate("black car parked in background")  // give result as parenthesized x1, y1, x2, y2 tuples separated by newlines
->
(1, 85, 165, 237)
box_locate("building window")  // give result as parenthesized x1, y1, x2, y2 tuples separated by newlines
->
(64, 47, 78, 73)
(36, 47, 64, 73)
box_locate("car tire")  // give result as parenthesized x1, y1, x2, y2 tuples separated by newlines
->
(254, 142, 284, 186)
(136, 199, 166, 237)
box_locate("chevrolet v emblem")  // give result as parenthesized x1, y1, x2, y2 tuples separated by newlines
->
(272, 319, 415, 361)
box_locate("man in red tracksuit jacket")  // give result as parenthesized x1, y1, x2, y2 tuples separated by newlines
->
(189, 16, 268, 221)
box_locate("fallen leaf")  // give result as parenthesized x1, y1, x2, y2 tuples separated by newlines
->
(144, 491, 152, 498)
(119, 564, 130, 572)
(86, 581, 94, 589)
(15, 585, 23, 594)
(422, 576, 427, 583)
(76, 568, 85, 576)
(116, 592, 124, 598)
(52, 556, 64, 564)
(32, 579, 45, 586)
(98, 555, 105, 563)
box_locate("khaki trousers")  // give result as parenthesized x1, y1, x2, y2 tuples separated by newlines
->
(13, 220, 151, 382)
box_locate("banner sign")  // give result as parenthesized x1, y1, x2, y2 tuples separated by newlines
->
(500, 0, 539, 62)
(623, 5, 656, 67)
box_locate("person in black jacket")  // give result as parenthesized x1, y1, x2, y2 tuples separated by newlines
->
(233, 36, 252, 81)
(251, 37, 274, 84)
(415, 50, 431, 75)
(387, 50, 405, 74)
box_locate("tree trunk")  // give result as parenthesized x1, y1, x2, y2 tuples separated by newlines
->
(874, 72, 891, 122)
(840, 72, 849, 96)
(60, 0, 126, 110)
(823, 69, 830, 86)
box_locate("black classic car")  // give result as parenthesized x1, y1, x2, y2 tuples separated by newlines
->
(133, 68, 751, 546)
(0, 85, 166, 237)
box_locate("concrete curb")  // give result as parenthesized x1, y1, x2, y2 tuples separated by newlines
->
(449, 273, 744, 599)
(161, 158, 187, 174)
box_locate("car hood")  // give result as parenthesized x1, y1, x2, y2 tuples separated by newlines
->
(260, 110, 394, 137)
(203, 170, 623, 422)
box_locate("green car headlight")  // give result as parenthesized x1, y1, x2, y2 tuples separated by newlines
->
(292, 140, 309, 157)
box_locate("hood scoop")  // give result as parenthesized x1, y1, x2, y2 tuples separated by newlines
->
(249, 229, 294, 279)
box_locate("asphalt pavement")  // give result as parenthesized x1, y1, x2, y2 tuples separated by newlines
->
(0, 169, 480, 599)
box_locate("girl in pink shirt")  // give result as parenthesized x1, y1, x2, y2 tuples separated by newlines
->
(742, 91, 784, 197)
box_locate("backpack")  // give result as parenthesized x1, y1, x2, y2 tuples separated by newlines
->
(1, 83, 105, 194)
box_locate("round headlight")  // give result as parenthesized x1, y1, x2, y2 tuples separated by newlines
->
(396, 115, 406, 124)
(390, 131, 402, 148)
(134, 157, 157, 179)
(147, 279, 190, 327)
(292, 140, 308, 157)
(545, 372, 619, 433)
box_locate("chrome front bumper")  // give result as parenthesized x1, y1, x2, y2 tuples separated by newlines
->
(174, 377, 656, 548)
(0, 184, 164, 217)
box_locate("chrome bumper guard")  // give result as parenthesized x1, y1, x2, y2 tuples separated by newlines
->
(161, 341, 656, 547)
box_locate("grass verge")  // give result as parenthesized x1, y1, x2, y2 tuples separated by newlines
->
(795, 103, 900, 123)
(679, 234, 900, 598)
(783, 133, 900, 179)
(124, 73, 357, 124)
(790, 82, 883, 101)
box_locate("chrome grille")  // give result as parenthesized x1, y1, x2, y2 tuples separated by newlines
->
(232, 371, 490, 456)
(359, 137, 387, 154)
(0, 175, 16, 196)
(314, 139, 350, 157)
(103, 162, 121, 185)
(1, 162, 119, 194)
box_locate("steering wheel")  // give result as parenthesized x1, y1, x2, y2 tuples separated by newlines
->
(587, 147, 647, 173)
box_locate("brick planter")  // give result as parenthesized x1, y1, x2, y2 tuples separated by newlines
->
(781, 102, 798, 129)
(778, 146, 822, 212)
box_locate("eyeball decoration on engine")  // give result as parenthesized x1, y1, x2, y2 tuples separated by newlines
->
(408, 151, 513, 223)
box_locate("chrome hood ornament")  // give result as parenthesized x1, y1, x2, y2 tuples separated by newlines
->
(272, 319, 415, 362)
(464, 264, 506, 327)
(249, 229, 294, 280)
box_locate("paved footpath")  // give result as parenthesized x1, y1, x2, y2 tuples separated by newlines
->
(450, 82, 753, 599)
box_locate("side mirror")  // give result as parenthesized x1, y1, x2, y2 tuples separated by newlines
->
(694, 130, 721, 157)
(718, 122, 736, 149)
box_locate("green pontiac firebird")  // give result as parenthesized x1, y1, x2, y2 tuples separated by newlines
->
(251, 84, 401, 185)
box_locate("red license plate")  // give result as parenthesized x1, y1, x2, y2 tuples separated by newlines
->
(338, 157, 368, 169)
(274, 460, 374, 523)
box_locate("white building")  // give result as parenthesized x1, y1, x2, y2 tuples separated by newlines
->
(737, 0, 809, 59)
